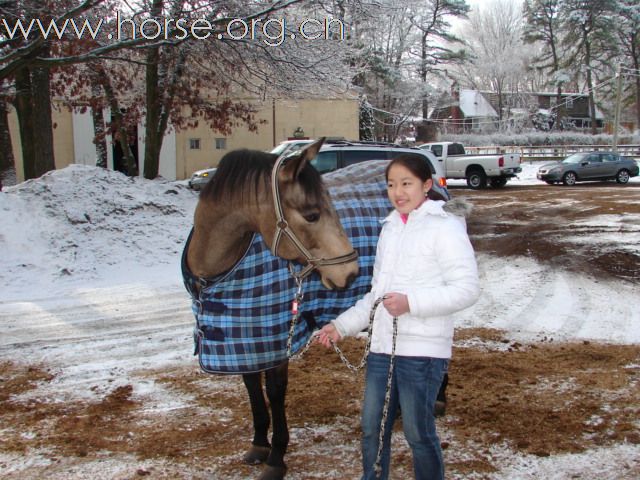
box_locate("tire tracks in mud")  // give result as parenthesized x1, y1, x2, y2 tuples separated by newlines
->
(0, 284, 194, 400)
(457, 254, 640, 344)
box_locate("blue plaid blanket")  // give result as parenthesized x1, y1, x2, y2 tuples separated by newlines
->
(182, 161, 393, 374)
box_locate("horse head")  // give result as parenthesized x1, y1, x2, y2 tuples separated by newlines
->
(262, 138, 359, 290)
(188, 138, 358, 291)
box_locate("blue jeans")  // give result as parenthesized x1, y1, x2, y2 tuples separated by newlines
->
(361, 353, 449, 480)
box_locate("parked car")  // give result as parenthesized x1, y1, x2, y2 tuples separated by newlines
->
(270, 137, 347, 157)
(188, 167, 217, 190)
(536, 151, 639, 186)
(270, 139, 315, 157)
(311, 141, 450, 199)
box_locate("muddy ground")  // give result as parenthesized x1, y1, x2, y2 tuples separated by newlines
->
(1, 182, 639, 479)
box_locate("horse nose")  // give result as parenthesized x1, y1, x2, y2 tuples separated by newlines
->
(345, 271, 357, 288)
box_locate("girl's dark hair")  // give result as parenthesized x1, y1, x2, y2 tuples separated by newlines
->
(385, 154, 447, 201)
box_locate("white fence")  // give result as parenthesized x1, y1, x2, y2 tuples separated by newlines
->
(465, 145, 640, 162)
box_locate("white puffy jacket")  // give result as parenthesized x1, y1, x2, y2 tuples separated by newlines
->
(333, 199, 480, 359)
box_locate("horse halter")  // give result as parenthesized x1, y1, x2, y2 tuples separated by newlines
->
(270, 154, 358, 281)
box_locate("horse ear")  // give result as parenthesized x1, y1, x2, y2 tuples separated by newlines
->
(279, 137, 325, 180)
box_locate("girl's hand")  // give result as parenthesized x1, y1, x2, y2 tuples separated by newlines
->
(382, 292, 409, 317)
(315, 323, 342, 348)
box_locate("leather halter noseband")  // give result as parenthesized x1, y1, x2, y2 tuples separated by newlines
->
(270, 154, 358, 281)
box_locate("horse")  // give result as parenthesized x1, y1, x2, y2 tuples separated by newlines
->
(181, 140, 451, 479)
(182, 138, 391, 479)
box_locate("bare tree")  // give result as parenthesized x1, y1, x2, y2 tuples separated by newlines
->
(456, 0, 530, 124)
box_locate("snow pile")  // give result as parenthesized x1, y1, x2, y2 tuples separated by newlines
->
(0, 165, 197, 298)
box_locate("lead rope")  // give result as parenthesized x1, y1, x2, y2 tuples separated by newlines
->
(286, 292, 397, 478)
(373, 311, 398, 479)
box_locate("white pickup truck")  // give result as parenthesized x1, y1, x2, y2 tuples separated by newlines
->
(419, 142, 522, 189)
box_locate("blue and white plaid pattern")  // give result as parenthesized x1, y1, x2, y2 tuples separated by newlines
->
(182, 161, 393, 374)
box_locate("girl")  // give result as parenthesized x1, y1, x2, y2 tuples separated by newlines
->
(317, 154, 480, 480)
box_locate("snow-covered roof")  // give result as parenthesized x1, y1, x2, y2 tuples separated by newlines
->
(459, 89, 498, 118)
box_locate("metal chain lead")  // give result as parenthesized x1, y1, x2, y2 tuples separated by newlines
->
(289, 296, 384, 369)
(373, 312, 398, 479)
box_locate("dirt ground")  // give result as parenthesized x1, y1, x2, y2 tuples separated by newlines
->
(1, 182, 639, 479)
(459, 182, 640, 282)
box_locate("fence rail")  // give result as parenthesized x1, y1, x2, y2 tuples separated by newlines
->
(464, 144, 640, 162)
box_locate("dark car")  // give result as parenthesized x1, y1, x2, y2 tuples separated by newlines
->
(537, 151, 639, 186)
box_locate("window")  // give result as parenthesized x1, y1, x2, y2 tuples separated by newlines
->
(601, 154, 616, 162)
(311, 151, 338, 173)
(342, 150, 388, 167)
(189, 138, 201, 150)
(215, 138, 227, 150)
(447, 143, 465, 156)
(430, 145, 443, 157)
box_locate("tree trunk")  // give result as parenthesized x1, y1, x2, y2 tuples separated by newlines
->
(14, 67, 37, 180)
(143, 46, 161, 179)
(105, 81, 136, 175)
(633, 41, 640, 132)
(636, 72, 640, 134)
(90, 81, 108, 168)
(421, 31, 429, 122)
(31, 62, 55, 176)
(14, 53, 55, 181)
(143, 0, 163, 180)
(555, 85, 564, 130)
(0, 100, 14, 171)
(583, 30, 597, 135)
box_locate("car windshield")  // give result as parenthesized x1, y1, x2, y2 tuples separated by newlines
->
(561, 153, 589, 164)
(270, 143, 291, 155)
(270, 141, 310, 156)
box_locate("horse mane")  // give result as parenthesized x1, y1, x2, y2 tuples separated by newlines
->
(201, 148, 326, 206)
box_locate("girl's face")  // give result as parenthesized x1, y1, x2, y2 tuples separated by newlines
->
(386, 164, 432, 215)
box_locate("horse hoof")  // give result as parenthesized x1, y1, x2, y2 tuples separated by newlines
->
(243, 445, 271, 465)
(257, 465, 287, 480)
(434, 400, 446, 418)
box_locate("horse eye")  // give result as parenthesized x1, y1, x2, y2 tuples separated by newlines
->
(303, 212, 320, 223)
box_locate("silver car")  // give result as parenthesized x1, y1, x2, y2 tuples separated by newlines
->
(188, 167, 217, 190)
(537, 151, 639, 186)
(270, 139, 315, 157)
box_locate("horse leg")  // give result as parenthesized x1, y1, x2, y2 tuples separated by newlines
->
(242, 372, 271, 465)
(258, 361, 289, 480)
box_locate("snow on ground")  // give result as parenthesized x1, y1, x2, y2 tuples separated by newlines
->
(1, 163, 639, 478)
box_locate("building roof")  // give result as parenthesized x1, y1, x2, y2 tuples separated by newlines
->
(459, 89, 498, 118)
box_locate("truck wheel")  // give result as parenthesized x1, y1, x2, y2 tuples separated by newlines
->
(489, 177, 508, 188)
(467, 169, 487, 189)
